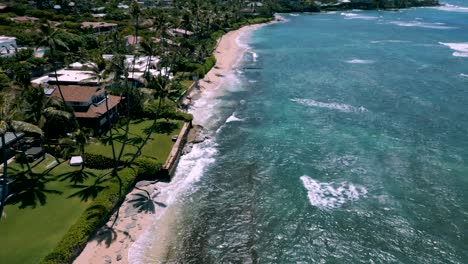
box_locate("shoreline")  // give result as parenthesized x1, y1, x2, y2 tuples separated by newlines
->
(73, 18, 278, 264)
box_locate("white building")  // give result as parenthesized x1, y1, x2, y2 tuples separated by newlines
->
(32, 56, 171, 87)
(0, 36, 17, 58)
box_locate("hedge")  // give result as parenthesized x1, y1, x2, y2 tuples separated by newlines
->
(135, 157, 162, 177)
(84, 153, 117, 170)
(40, 168, 138, 264)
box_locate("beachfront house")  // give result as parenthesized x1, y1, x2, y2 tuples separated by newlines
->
(0, 36, 17, 58)
(49, 85, 121, 133)
(82, 22, 118, 34)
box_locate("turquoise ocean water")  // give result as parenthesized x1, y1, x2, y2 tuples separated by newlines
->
(132, 2, 468, 263)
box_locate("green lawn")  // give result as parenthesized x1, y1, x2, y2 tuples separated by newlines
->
(0, 156, 104, 264)
(87, 119, 183, 163)
(0, 119, 183, 264)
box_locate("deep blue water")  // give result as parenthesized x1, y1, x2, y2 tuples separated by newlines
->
(135, 2, 468, 263)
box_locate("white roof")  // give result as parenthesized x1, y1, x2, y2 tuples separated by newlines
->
(0, 36, 16, 42)
(52, 69, 98, 83)
(31, 75, 50, 85)
(70, 156, 83, 166)
(92, 13, 107, 18)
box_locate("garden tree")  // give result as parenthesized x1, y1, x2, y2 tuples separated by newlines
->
(37, 21, 69, 103)
(21, 86, 74, 138)
(139, 37, 157, 77)
(0, 93, 44, 218)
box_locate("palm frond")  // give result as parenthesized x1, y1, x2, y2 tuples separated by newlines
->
(43, 107, 73, 119)
(11, 121, 44, 136)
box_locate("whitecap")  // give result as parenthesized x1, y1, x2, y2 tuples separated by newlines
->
(389, 21, 455, 29)
(460, 73, 468, 78)
(370, 40, 409, 44)
(432, 4, 468, 13)
(300, 176, 368, 210)
(439, 42, 468, 57)
(225, 113, 243, 123)
(290, 13, 300, 16)
(340, 12, 378, 20)
(291, 98, 368, 113)
(251, 52, 258, 62)
(345, 59, 375, 64)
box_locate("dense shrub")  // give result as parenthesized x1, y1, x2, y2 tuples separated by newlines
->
(135, 157, 162, 176)
(40, 168, 138, 264)
(84, 153, 116, 169)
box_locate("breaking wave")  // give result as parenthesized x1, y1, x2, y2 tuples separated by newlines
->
(341, 12, 378, 20)
(389, 21, 455, 29)
(226, 113, 243, 123)
(439, 42, 468, 57)
(432, 4, 468, 12)
(291, 98, 368, 113)
(370, 40, 409, 44)
(300, 176, 368, 210)
(345, 59, 375, 64)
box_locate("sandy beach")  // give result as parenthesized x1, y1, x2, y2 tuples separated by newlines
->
(73, 21, 274, 264)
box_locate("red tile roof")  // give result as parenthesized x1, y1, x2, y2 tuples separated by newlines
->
(74, 95, 121, 119)
(52, 85, 105, 102)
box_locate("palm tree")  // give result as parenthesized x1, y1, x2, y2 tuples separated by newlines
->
(129, 74, 180, 165)
(139, 38, 157, 77)
(37, 21, 69, 103)
(1, 93, 43, 218)
(84, 56, 118, 166)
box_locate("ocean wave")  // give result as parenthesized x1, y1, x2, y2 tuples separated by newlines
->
(226, 113, 243, 123)
(432, 4, 468, 12)
(291, 98, 368, 113)
(251, 52, 258, 62)
(460, 73, 468, 78)
(370, 40, 409, 44)
(341, 12, 378, 20)
(300, 176, 368, 210)
(345, 59, 375, 64)
(439, 42, 468, 57)
(389, 21, 455, 29)
(290, 13, 300, 16)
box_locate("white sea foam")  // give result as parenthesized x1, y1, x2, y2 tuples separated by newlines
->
(460, 73, 468, 78)
(341, 12, 378, 20)
(291, 98, 368, 113)
(226, 113, 243, 123)
(389, 21, 455, 29)
(370, 40, 409, 44)
(300, 176, 368, 210)
(290, 13, 300, 16)
(439, 42, 468, 57)
(345, 59, 375, 64)
(252, 52, 258, 62)
(432, 4, 468, 12)
(128, 139, 218, 263)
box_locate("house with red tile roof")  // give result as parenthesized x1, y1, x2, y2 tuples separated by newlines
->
(50, 85, 121, 133)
